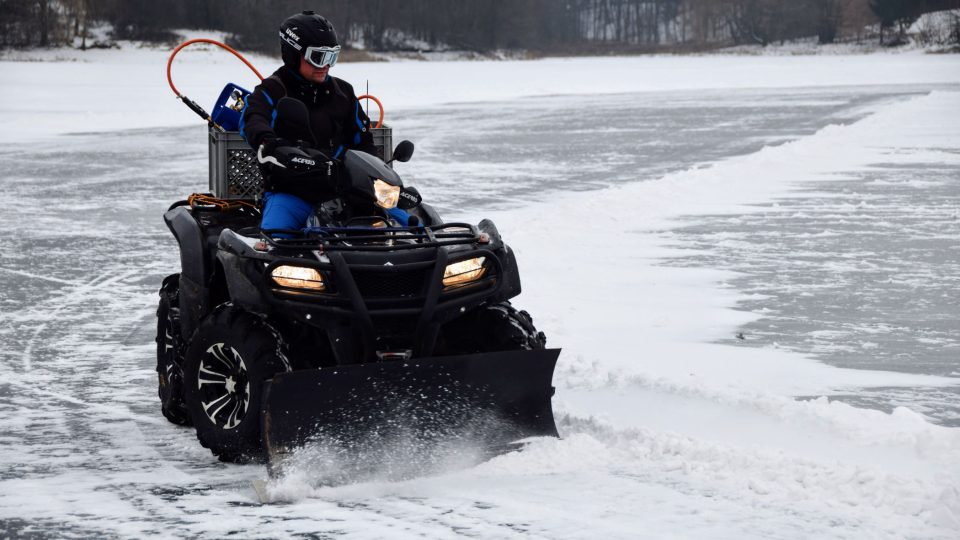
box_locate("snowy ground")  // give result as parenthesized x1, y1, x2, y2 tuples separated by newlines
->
(3, 44, 960, 142)
(1, 49, 959, 538)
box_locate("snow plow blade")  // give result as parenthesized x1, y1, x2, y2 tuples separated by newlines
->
(260, 348, 560, 474)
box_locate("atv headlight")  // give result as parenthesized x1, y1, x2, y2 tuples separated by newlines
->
(271, 265, 326, 291)
(374, 179, 400, 209)
(443, 257, 487, 289)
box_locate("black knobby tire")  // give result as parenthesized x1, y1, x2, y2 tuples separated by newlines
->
(182, 306, 292, 463)
(156, 274, 190, 425)
(437, 301, 547, 354)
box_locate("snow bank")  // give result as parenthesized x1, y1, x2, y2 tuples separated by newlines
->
(259, 90, 960, 538)
(477, 90, 960, 391)
(2, 45, 959, 143)
(437, 91, 960, 536)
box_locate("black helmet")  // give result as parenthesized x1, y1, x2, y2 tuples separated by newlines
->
(279, 11, 339, 70)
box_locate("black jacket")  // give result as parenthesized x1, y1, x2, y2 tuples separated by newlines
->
(241, 66, 377, 202)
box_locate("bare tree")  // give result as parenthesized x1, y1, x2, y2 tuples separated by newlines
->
(6, 0, 952, 54)
(870, 0, 921, 44)
(811, 0, 845, 43)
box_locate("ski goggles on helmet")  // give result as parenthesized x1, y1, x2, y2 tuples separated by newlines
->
(303, 45, 340, 69)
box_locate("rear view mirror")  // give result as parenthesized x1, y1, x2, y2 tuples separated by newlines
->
(392, 140, 415, 163)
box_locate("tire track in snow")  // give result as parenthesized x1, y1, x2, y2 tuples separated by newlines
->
(0, 266, 80, 286)
(13, 271, 138, 371)
(0, 269, 161, 425)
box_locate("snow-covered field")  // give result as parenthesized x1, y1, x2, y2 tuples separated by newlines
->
(3, 44, 960, 141)
(1, 47, 959, 538)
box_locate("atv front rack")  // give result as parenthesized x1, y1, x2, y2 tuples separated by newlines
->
(260, 222, 487, 252)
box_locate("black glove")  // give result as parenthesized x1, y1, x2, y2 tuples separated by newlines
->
(259, 136, 294, 155)
(258, 138, 331, 176)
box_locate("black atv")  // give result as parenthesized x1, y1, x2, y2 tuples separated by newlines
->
(156, 98, 559, 469)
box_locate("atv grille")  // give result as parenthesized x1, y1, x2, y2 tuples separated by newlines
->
(350, 268, 430, 298)
(372, 315, 419, 339)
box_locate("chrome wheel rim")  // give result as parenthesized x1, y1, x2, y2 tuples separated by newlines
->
(197, 342, 251, 430)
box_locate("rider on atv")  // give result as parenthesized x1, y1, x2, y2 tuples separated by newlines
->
(157, 17, 558, 466)
(241, 11, 408, 231)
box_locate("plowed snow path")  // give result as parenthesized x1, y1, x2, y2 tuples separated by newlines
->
(1, 87, 958, 539)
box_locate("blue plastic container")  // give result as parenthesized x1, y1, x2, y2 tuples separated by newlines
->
(210, 83, 251, 132)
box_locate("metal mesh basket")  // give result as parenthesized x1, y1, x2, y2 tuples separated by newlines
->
(208, 126, 393, 200)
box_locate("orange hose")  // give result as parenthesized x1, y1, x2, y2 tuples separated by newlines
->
(168, 39, 387, 134)
(358, 94, 385, 129)
(188, 193, 259, 212)
(166, 38, 264, 98)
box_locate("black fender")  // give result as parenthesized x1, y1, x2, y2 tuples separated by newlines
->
(216, 229, 268, 311)
(164, 206, 214, 340)
(417, 202, 444, 227)
(478, 218, 503, 248)
(478, 219, 521, 301)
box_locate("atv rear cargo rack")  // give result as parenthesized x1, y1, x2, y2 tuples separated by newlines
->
(260, 222, 486, 252)
(209, 126, 394, 200)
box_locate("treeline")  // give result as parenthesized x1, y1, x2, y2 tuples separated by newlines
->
(2, 0, 958, 51)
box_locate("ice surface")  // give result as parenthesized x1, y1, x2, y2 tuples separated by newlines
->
(0, 50, 959, 538)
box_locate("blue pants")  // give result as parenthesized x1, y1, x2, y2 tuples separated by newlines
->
(385, 207, 412, 225)
(261, 192, 313, 231)
(261, 191, 413, 232)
